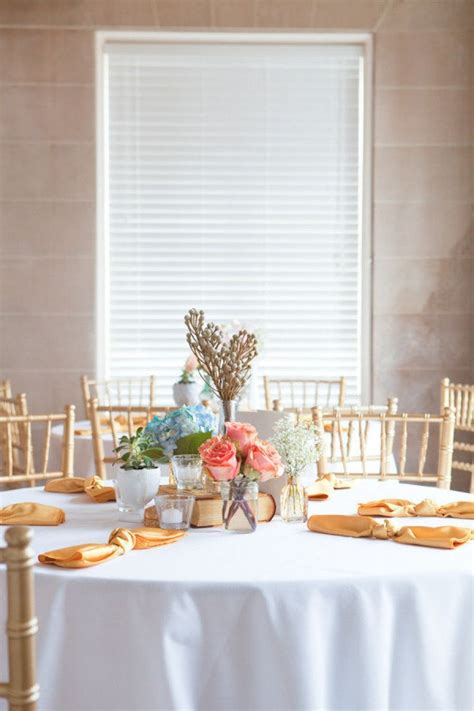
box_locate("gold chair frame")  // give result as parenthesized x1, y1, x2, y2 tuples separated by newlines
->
(0, 526, 39, 711)
(0, 394, 33, 477)
(313, 406, 455, 489)
(441, 378, 474, 492)
(81, 374, 156, 417)
(0, 380, 12, 399)
(0, 405, 75, 485)
(264, 376, 346, 411)
(89, 399, 175, 479)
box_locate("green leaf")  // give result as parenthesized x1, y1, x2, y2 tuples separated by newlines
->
(174, 431, 213, 455)
(142, 447, 164, 460)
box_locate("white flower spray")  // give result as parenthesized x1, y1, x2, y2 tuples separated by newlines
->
(270, 416, 323, 477)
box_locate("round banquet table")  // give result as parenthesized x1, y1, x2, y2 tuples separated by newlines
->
(1, 480, 473, 711)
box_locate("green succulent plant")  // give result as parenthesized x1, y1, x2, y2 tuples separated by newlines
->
(113, 427, 164, 471)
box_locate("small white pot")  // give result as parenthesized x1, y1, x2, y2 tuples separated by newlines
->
(173, 381, 201, 406)
(114, 468, 160, 523)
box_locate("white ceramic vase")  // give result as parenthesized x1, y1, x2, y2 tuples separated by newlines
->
(172, 381, 202, 406)
(114, 468, 160, 523)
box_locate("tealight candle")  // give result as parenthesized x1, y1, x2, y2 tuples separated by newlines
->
(155, 493, 195, 531)
(161, 507, 183, 525)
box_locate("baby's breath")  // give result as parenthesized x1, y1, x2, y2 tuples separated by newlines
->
(270, 417, 322, 477)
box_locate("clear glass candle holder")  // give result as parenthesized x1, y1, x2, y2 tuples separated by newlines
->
(171, 454, 203, 492)
(154, 494, 195, 531)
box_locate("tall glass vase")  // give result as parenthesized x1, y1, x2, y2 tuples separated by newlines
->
(218, 399, 237, 434)
(280, 473, 308, 523)
(221, 478, 258, 533)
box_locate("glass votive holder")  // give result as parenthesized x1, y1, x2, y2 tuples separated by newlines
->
(171, 454, 203, 492)
(154, 494, 195, 531)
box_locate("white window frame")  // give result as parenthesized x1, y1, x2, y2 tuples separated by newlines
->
(95, 31, 373, 402)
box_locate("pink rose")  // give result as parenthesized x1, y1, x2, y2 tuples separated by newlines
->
(244, 440, 282, 482)
(225, 421, 258, 457)
(184, 354, 198, 373)
(198, 436, 240, 481)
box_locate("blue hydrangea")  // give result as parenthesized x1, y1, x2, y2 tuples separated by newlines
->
(145, 405, 217, 457)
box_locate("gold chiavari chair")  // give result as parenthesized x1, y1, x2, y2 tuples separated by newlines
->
(0, 394, 34, 477)
(264, 376, 346, 412)
(0, 526, 39, 711)
(89, 399, 175, 479)
(441, 378, 474, 492)
(0, 379, 12, 399)
(0, 406, 75, 486)
(80, 375, 156, 418)
(313, 406, 455, 489)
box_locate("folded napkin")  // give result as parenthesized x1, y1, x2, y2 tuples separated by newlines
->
(358, 498, 474, 519)
(307, 514, 473, 549)
(0, 502, 65, 526)
(38, 526, 184, 568)
(83, 476, 116, 503)
(45, 477, 87, 494)
(306, 474, 353, 501)
(45, 476, 116, 503)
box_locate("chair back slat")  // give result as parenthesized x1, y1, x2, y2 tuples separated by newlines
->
(41, 419, 52, 476)
(5, 421, 13, 477)
(417, 417, 431, 476)
(399, 416, 408, 477)
(336, 416, 348, 476)
(0, 379, 12, 399)
(380, 415, 386, 479)
(358, 415, 367, 477)
(346, 419, 354, 457)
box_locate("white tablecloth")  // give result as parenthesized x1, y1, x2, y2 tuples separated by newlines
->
(1, 480, 473, 711)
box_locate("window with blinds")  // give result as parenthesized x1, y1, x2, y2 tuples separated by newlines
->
(101, 36, 368, 406)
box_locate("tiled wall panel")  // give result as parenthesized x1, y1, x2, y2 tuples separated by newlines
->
(0, 1, 472, 486)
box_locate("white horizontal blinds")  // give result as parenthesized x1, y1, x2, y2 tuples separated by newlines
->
(105, 41, 363, 405)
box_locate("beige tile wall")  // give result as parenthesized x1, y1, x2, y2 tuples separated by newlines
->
(0, 0, 473, 435)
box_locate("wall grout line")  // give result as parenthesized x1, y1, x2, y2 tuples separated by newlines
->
(376, 85, 472, 90)
(0, 140, 94, 146)
(375, 143, 472, 148)
(0, 25, 471, 33)
(0, 82, 94, 87)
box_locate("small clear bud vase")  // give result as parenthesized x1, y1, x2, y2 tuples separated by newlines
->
(221, 478, 258, 533)
(280, 473, 308, 523)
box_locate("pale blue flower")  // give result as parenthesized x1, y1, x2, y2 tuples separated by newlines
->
(145, 405, 216, 457)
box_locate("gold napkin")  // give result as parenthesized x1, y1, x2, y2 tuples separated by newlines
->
(0, 502, 65, 526)
(38, 526, 184, 568)
(306, 474, 353, 501)
(45, 477, 87, 493)
(358, 498, 474, 519)
(307, 514, 473, 549)
(83, 476, 116, 503)
(44, 476, 116, 503)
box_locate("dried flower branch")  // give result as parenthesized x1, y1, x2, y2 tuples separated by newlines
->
(184, 308, 258, 402)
